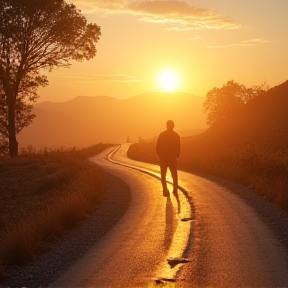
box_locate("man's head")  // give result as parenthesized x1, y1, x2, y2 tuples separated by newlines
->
(166, 120, 174, 130)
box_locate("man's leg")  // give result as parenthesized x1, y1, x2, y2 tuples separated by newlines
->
(160, 158, 168, 194)
(169, 158, 178, 194)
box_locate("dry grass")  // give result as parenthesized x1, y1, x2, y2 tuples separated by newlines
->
(0, 143, 112, 277)
(1, 222, 38, 265)
(128, 140, 288, 210)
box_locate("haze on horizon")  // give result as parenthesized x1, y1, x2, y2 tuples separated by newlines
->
(18, 92, 207, 149)
(37, 0, 288, 103)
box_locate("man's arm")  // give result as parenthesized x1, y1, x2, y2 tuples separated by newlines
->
(156, 133, 162, 157)
(176, 134, 180, 158)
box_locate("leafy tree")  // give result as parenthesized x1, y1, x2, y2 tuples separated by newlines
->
(0, 73, 48, 152)
(203, 80, 266, 127)
(0, 0, 101, 157)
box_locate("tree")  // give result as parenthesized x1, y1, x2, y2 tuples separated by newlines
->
(0, 0, 101, 157)
(203, 80, 266, 127)
(0, 73, 48, 152)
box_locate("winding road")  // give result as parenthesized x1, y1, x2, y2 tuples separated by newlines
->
(51, 144, 288, 287)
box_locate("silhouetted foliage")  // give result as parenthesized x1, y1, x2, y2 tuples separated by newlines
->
(0, 0, 101, 157)
(0, 74, 48, 153)
(0, 133, 8, 156)
(204, 80, 266, 127)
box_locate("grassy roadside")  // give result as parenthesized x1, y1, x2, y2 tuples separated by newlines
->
(127, 140, 288, 210)
(0, 143, 112, 279)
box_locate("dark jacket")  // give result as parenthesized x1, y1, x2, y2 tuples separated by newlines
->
(156, 130, 180, 159)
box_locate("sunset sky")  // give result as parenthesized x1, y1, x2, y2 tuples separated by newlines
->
(38, 0, 288, 102)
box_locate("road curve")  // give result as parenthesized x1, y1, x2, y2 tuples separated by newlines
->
(50, 144, 192, 287)
(51, 144, 288, 287)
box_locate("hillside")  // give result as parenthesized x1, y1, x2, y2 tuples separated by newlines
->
(186, 80, 288, 156)
(127, 80, 288, 209)
(18, 92, 206, 149)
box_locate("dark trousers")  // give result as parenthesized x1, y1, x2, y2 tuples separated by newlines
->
(159, 157, 178, 191)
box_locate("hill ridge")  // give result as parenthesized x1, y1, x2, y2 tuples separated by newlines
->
(19, 92, 206, 149)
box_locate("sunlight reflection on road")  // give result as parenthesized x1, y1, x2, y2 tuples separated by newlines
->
(108, 144, 193, 282)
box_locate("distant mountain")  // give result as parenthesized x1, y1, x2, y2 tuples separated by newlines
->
(18, 92, 207, 149)
(186, 80, 288, 155)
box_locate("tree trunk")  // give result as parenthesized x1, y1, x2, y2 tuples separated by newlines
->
(8, 100, 18, 157)
(8, 130, 18, 157)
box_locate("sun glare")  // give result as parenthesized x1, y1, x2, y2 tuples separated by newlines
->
(158, 70, 179, 92)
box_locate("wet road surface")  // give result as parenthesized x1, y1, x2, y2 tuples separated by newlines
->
(51, 144, 288, 287)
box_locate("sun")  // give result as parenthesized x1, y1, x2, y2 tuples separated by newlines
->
(158, 70, 179, 92)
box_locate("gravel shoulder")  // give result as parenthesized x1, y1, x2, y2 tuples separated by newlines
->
(178, 171, 288, 287)
(1, 171, 131, 288)
(203, 173, 288, 251)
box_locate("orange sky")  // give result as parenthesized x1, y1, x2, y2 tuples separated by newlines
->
(38, 0, 288, 102)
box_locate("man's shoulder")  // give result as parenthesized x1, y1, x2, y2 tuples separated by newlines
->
(174, 130, 180, 136)
(172, 130, 180, 138)
(159, 130, 180, 138)
(158, 130, 167, 137)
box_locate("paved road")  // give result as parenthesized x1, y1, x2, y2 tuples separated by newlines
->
(51, 144, 288, 287)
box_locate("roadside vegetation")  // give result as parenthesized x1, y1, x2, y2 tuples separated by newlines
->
(128, 139, 288, 209)
(0, 143, 112, 279)
(128, 80, 288, 211)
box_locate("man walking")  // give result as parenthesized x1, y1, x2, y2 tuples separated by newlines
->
(156, 120, 180, 197)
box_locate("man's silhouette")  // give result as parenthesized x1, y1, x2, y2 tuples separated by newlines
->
(156, 120, 180, 197)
